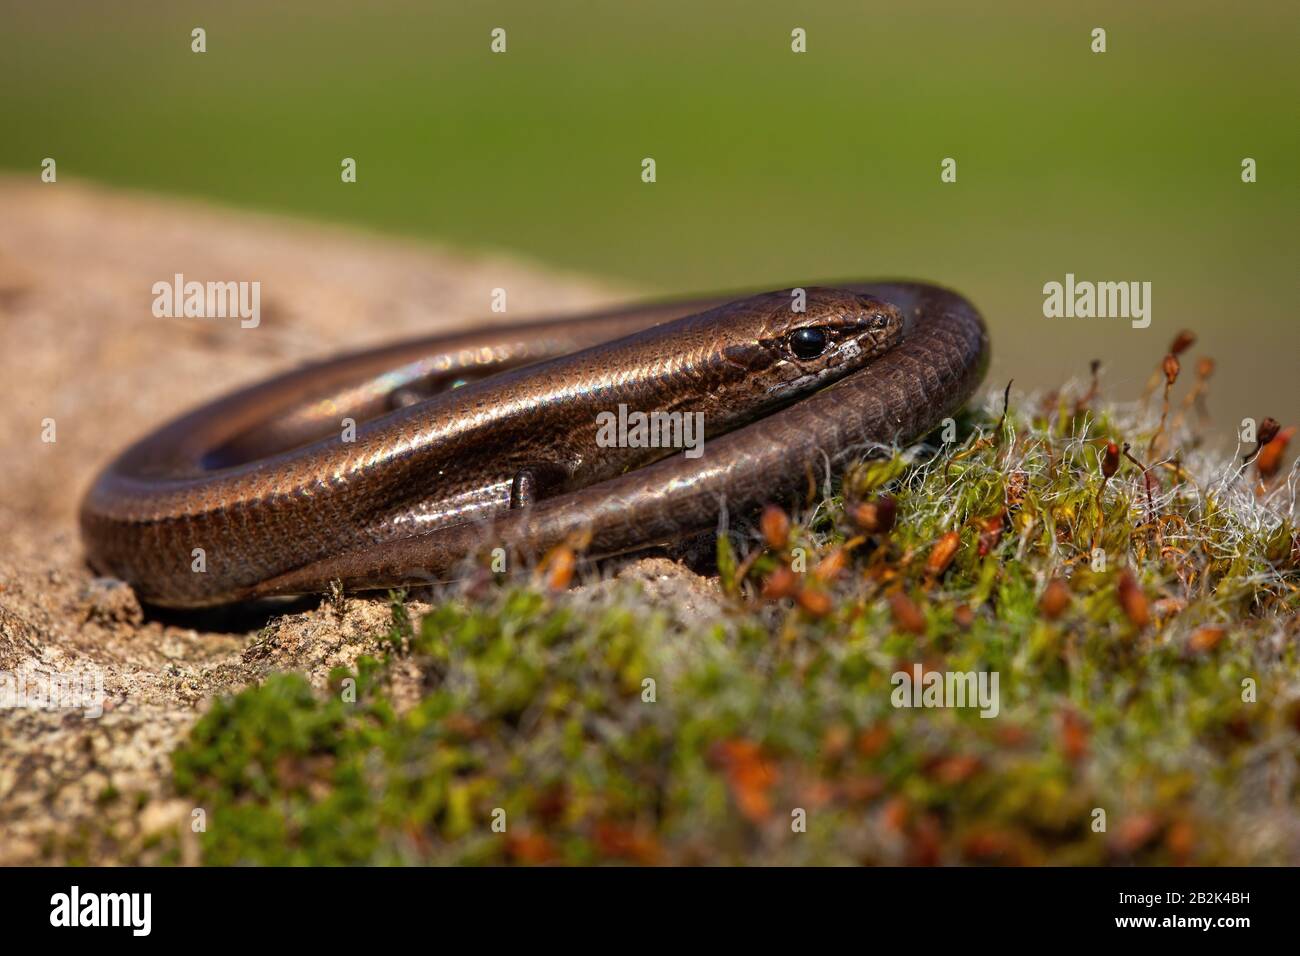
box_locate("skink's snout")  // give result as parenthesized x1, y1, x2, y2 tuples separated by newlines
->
(843, 294, 905, 354)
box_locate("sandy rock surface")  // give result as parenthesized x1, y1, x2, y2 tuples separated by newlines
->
(0, 177, 656, 863)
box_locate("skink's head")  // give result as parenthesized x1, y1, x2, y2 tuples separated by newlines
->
(752, 289, 903, 399)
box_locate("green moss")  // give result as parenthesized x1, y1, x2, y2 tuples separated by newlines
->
(167, 389, 1298, 865)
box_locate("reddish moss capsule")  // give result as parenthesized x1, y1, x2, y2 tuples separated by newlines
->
(544, 545, 576, 591)
(1162, 353, 1180, 386)
(852, 494, 897, 535)
(760, 505, 790, 550)
(762, 565, 798, 600)
(795, 587, 832, 617)
(1187, 625, 1226, 654)
(1101, 441, 1120, 479)
(1060, 709, 1090, 764)
(709, 739, 778, 824)
(1040, 578, 1071, 620)
(926, 531, 960, 577)
(814, 547, 849, 583)
(1168, 330, 1196, 355)
(1117, 570, 1150, 629)
(953, 603, 975, 629)
(889, 591, 926, 635)
(1256, 425, 1293, 479)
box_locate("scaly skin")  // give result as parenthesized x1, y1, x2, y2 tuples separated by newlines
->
(81, 286, 938, 607)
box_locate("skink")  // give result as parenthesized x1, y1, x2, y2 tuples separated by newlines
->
(80, 282, 988, 607)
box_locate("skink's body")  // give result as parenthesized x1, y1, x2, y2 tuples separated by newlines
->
(80, 282, 988, 607)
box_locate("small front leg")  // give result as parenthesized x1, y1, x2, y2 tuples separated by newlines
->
(509, 463, 570, 508)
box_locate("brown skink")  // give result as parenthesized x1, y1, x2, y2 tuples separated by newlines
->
(80, 282, 988, 607)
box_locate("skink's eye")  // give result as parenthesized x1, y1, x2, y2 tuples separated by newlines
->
(789, 326, 828, 360)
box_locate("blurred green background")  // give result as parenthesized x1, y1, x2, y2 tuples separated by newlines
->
(2, 0, 1296, 429)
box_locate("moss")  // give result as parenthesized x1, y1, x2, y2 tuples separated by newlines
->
(167, 367, 1298, 865)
